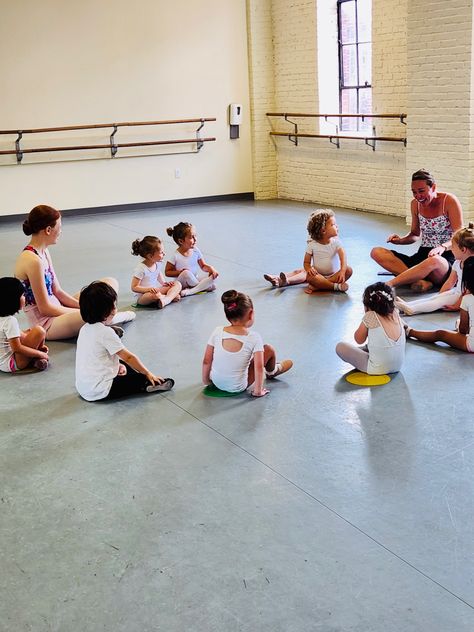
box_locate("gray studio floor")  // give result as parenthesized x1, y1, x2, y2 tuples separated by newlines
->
(1, 199, 473, 632)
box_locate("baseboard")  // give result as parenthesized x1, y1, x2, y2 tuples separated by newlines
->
(0, 192, 255, 224)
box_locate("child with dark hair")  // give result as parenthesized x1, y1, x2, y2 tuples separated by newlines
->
(0, 277, 49, 372)
(336, 282, 405, 374)
(263, 209, 352, 292)
(131, 235, 181, 308)
(165, 222, 218, 297)
(202, 289, 292, 396)
(405, 256, 474, 352)
(75, 281, 174, 401)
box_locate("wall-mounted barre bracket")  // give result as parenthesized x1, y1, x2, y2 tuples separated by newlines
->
(15, 132, 23, 163)
(196, 119, 205, 151)
(329, 136, 340, 149)
(284, 115, 298, 145)
(110, 125, 118, 157)
(400, 114, 407, 125)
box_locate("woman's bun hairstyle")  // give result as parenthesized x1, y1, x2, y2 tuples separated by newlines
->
(22, 205, 61, 236)
(411, 169, 435, 187)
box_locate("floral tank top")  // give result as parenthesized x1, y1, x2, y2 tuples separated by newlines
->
(419, 195, 453, 248)
(21, 246, 55, 306)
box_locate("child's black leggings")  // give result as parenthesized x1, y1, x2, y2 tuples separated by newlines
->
(104, 362, 151, 399)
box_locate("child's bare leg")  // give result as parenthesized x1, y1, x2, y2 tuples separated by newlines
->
(336, 341, 369, 372)
(15, 326, 47, 369)
(407, 327, 469, 351)
(280, 269, 307, 286)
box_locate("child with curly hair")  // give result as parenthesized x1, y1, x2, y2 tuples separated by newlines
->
(263, 209, 352, 292)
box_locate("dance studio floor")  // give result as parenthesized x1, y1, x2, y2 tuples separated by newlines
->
(1, 200, 473, 631)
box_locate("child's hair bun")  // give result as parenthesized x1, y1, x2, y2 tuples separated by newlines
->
(221, 289, 239, 305)
(469, 222, 474, 230)
(131, 239, 141, 256)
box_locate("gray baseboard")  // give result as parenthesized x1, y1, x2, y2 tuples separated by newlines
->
(0, 192, 255, 224)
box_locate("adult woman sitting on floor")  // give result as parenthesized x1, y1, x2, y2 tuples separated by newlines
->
(371, 169, 463, 292)
(14, 205, 134, 340)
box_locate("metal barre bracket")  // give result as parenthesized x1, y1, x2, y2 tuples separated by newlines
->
(365, 125, 376, 151)
(15, 132, 23, 163)
(196, 120, 205, 151)
(329, 136, 340, 149)
(284, 115, 298, 146)
(110, 125, 118, 157)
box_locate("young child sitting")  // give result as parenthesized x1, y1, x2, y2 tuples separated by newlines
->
(131, 235, 181, 308)
(0, 277, 49, 372)
(202, 289, 293, 396)
(405, 256, 474, 353)
(165, 222, 218, 297)
(263, 209, 352, 292)
(336, 282, 405, 375)
(75, 281, 174, 401)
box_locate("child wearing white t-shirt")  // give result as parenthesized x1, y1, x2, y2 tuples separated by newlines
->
(405, 256, 474, 353)
(131, 235, 181, 308)
(263, 209, 352, 292)
(75, 281, 174, 401)
(0, 277, 49, 372)
(165, 222, 218, 297)
(202, 290, 293, 396)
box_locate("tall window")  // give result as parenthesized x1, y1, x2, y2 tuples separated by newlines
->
(337, 0, 372, 132)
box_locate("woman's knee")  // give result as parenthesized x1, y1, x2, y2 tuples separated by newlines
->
(370, 246, 388, 263)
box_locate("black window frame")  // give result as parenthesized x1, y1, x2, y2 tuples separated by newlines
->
(337, 0, 372, 132)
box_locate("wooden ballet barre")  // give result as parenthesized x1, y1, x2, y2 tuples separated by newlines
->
(0, 137, 216, 156)
(270, 131, 407, 151)
(0, 118, 217, 136)
(267, 112, 407, 123)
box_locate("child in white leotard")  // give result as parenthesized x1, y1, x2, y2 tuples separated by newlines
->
(395, 224, 474, 316)
(405, 257, 474, 353)
(0, 277, 49, 372)
(131, 236, 181, 309)
(202, 290, 293, 396)
(165, 222, 218, 297)
(336, 282, 405, 375)
(263, 209, 352, 292)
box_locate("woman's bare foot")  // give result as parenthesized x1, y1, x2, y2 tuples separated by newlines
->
(410, 280, 433, 293)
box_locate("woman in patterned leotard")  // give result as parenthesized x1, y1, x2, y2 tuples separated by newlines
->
(14, 205, 134, 340)
(371, 170, 463, 292)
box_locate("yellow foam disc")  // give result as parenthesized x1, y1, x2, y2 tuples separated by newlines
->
(345, 371, 391, 386)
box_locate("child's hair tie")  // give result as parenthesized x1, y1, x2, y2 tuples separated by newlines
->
(370, 289, 393, 301)
(228, 302, 237, 310)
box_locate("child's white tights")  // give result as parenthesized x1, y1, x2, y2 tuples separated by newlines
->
(336, 342, 369, 373)
(395, 289, 460, 316)
(177, 270, 214, 296)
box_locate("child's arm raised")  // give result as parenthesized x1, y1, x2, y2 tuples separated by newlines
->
(202, 344, 214, 385)
(251, 350, 269, 397)
(198, 258, 219, 279)
(117, 348, 165, 385)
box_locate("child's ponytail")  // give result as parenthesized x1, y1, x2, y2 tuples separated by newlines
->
(221, 289, 253, 321)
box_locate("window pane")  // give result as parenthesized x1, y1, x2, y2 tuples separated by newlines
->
(357, 0, 372, 42)
(342, 44, 357, 86)
(358, 43, 371, 85)
(340, 1, 356, 44)
(341, 89, 358, 131)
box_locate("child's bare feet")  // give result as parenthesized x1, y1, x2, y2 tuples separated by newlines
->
(263, 274, 280, 287)
(410, 279, 433, 293)
(172, 294, 181, 303)
(33, 358, 49, 371)
(304, 286, 314, 294)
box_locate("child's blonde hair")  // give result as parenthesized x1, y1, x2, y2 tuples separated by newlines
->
(307, 209, 334, 241)
(453, 222, 474, 251)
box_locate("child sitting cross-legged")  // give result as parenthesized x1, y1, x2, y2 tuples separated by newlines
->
(75, 281, 174, 401)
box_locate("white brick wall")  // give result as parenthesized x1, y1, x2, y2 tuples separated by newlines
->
(247, 0, 474, 222)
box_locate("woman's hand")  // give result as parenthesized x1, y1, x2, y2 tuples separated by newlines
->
(428, 245, 446, 257)
(386, 234, 401, 244)
(251, 387, 269, 397)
